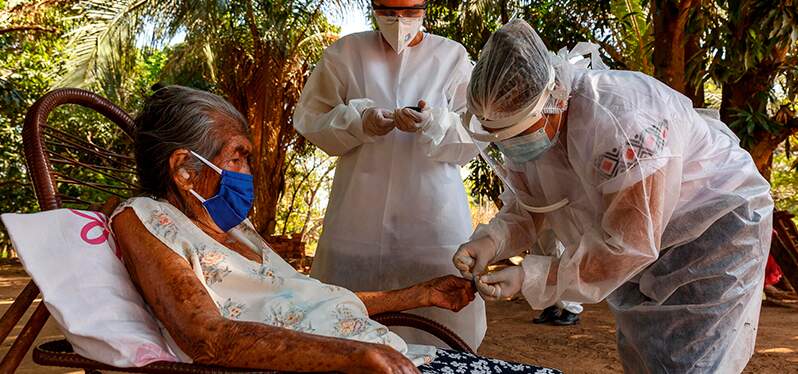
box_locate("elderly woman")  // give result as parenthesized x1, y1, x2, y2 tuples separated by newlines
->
(111, 86, 556, 374)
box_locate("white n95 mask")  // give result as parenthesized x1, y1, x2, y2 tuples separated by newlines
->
(375, 15, 423, 54)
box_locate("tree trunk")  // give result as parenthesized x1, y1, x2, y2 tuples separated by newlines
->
(719, 70, 771, 124)
(652, 0, 698, 94)
(684, 25, 704, 107)
(250, 82, 294, 236)
(747, 111, 798, 179)
(219, 58, 295, 236)
(713, 4, 792, 178)
(722, 76, 776, 178)
(718, 48, 789, 178)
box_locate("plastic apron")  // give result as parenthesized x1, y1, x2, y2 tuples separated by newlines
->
(293, 31, 486, 350)
(473, 68, 772, 372)
(533, 229, 583, 314)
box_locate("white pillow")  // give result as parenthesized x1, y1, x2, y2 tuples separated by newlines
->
(1, 209, 179, 367)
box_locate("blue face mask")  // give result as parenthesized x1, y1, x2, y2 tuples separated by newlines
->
(188, 150, 254, 232)
(496, 124, 558, 163)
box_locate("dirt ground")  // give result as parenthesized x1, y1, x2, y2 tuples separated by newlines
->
(0, 264, 796, 373)
(478, 298, 798, 373)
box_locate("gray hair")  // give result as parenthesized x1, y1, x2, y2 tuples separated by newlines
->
(133, 85, 249, 198)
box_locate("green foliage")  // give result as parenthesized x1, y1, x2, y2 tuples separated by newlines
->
(464, 145, 505, 208)
(425, 0, 613, 61)
(607, 0, 652, 74)
(701, 0, 798, 145)
(55, 0, 351, 96)
(729, 102, 781, 148)
(428, 0, 797, 207)
(274, 146, 335, 255)
(51, 0, 358, 232)
(426, 0, 614, 206)
(1, 0, 358, 255)
(771, 137, 798, 217)
(0, 2, 168, 251)
(704, 0, 798, 85)
(4, 0, 798, 254)
(0, 1, 73, 253)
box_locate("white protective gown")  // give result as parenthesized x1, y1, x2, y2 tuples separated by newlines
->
(532, 229, 583, 314)
(293, 31, 486, 350)
(474, 69, 773, 373)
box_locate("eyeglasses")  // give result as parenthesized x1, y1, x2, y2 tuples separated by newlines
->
(372, 2, 427, 17)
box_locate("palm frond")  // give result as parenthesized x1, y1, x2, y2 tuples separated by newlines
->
(54, 0, 149, 88)
(609, 0, 652, 73)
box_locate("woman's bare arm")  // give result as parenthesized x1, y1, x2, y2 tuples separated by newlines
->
(112, 208, 417, 373)
(356, 276, 476, 316)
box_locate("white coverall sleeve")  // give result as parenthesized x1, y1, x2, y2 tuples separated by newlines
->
(521, 111, 681, 309)
(417, 54, 479, 165)
(292, 51, 377, 157)
(472, 171, 541, 261)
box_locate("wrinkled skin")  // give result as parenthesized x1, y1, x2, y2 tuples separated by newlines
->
(112, 115, 476, 373)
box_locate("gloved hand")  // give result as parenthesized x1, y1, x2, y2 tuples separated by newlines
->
(453, 236, 498, 279)
(361, 107, 395, 136)
(476, 265, 524, 301)
(395, 100, 431, 133)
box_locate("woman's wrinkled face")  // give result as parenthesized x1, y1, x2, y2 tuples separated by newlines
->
(166, 112, 253, 226)
(193, 132, 253, 199)
(210, 134, 254, 175)
(187, 112, 252, 199)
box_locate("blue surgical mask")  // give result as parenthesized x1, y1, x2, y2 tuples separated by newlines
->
(188, 150, 254, 232)
(496, 124, 558, 163)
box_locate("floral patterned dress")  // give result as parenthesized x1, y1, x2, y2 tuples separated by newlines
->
(114, 197, 435, 365)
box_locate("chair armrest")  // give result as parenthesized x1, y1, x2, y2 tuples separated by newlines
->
(371, 312, 473, 354)
(33, 339, 282, 373)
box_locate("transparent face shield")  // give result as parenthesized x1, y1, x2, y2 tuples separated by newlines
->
(463, 95, 570, 214)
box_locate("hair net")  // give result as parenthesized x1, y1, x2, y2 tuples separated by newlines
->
(467, 19, 573, 128)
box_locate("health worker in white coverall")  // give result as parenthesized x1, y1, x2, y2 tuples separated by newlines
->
(293, 0, 486, 350)
(453, 19, 773, 373)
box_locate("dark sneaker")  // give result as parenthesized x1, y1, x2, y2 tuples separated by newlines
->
(532, 306, 560, 324)
(553, 310, 580, 326)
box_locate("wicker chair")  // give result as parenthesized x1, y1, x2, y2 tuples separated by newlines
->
(772, 210, 798, 292)
(0, 88, 472, 373)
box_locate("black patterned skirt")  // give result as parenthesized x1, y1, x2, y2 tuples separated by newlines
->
(418, 348, 561, 374)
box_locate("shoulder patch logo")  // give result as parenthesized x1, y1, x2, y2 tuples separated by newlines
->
(595, 120, 669, 180)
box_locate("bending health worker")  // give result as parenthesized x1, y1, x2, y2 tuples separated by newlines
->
(453, 19, 773, 373)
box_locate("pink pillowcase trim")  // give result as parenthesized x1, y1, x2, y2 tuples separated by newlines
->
(134, 343, 179, 366)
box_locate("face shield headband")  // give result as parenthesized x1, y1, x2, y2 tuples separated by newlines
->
(465, 64, 556, 143)
(371, 1, 427, 11)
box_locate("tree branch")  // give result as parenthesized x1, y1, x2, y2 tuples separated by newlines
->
(595, 38, 629, 69)
(280, 159, 325, 235)
(299, 160, 334, 238)
(576, 24, 628, 69)
(749, 107, 798, 174)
